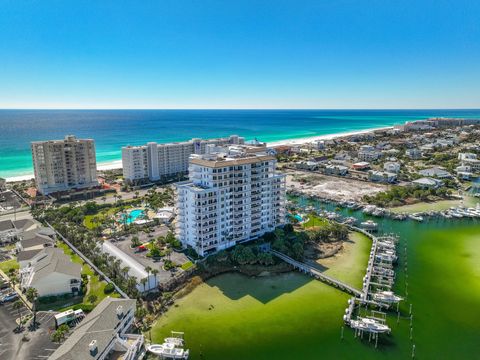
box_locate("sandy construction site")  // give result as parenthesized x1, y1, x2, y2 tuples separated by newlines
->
(285, 170, 388, 202)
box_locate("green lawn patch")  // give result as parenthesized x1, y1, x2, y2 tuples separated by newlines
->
(181, 261, 194, 271)
(0, 259, 19, 274)
(303, 215, 328, 228)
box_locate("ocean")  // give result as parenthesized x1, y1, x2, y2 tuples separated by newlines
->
(1, 109, 480, 180)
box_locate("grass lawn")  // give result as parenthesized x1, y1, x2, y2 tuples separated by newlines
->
(180, 261, 194, 271)
(303, 214, 328, 228)
(0, 244, 17, 251)
(0, 259, 19, 274)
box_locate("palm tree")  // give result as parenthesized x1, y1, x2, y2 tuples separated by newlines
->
(122, 266, 130, 279)
(151, 269, 159, 290)
(144, 266, 152, 292)
(140, 278, 147, 293)
(13, 300, 23, 331)
(127, 277, 138, 297)
(26, 287, 39, 329)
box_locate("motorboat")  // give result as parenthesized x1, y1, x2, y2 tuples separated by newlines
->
(147, 343, 189, 359)
(349, 317, 390, 334)
(375, 253, 397, 263)
(373, 267, 395, 277)
(147, 332, 189, 359)
(408, 213, 424, 222)
(373, 291, 403, 304)
(377, 241, 395, 250)
(360, 220, 378, 230)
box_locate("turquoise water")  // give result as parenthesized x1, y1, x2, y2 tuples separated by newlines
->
(122, 209, 144, 224)
(1, 109, 480, 179)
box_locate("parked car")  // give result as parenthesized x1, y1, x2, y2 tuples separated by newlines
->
(0, 287, 12, 296)
(0, 292, 18, 303)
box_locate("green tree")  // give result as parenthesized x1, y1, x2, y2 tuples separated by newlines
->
(13, 300, 23, 331)
(26, 287, 39, 329)
(87, 294, 98, 305)
(131, 236, 141, 248)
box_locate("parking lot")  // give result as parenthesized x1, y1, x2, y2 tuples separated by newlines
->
(0, 297, 60, 360)
(113, 235, 191, 285)
(0, 190, 25, 212)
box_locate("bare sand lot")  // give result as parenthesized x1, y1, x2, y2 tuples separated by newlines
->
(285, 170, 388, 202)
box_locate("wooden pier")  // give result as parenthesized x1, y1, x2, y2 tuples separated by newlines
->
(271, 250, 363, 297)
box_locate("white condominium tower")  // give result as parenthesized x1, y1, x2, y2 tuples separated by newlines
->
(31, 135, 98, 195)
(122, 135, 245, 184)
(175, 144, 286, 256)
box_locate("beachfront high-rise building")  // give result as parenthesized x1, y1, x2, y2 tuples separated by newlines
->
(175, 144, 286, 256)
(31, 135, 98, 195)
(121, 135, 245, 184)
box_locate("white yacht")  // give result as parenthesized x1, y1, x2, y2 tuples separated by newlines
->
(349, 317, 390, 334)
(375, 253, 397, 263)
(377, 241, 395, 250)
(148, 332, 190, 359)
(408, 213, 424, 222)
(360, 220, 378, 230)
(373, 291, 403, 304)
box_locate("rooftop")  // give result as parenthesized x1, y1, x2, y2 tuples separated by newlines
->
(49, 297, 136, 360)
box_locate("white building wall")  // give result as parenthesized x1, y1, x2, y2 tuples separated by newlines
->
(31, 136, 98, 195)
(176, 152, 285, 256)
(122, 136, 245, 183)
(31, 273, 81, 297)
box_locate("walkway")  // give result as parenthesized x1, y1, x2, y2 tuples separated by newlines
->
(270, 250, 363, 297)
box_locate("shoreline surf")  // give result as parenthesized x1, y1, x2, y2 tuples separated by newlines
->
(3, 126, 392, 183)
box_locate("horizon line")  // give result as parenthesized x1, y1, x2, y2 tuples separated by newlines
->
(1, 107, 480, 111)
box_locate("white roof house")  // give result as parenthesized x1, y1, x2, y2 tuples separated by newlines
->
(412, 177, 444, 189)
(20, 248, 82, 297)
(418, 167, 452, 179)
(383, 161, 401, 173)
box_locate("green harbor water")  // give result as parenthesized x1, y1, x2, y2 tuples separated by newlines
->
(151, 199, 480, 359)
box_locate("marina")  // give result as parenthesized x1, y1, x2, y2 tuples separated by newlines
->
(275, 199, 404, 345)
(150, 212, 480, 360)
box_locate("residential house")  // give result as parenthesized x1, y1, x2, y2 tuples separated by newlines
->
(324, 164, 348, 176)
(368, 170, 397, 183)
(405, 148, 422, 160)
(383, 161, 401, 173)
(358, 145, 382, 162)
(351, 162, 371, 171)
(20, 248, 82, 297)
(418, 167, 452, 179)
(412, 177, 444, 189)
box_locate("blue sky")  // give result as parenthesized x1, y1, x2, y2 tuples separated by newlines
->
(0, 0, 479, 109)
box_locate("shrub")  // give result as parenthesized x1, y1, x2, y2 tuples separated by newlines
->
(104, 283, 115, 294)
(71, 303, 95, 312)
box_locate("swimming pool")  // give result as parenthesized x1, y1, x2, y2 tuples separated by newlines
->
(294, 214, 303, 221)
(122, 209, 145, 224)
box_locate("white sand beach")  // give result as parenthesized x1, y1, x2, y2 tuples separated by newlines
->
(5, 125, 392, 183)
(266, 126, 393, 147)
